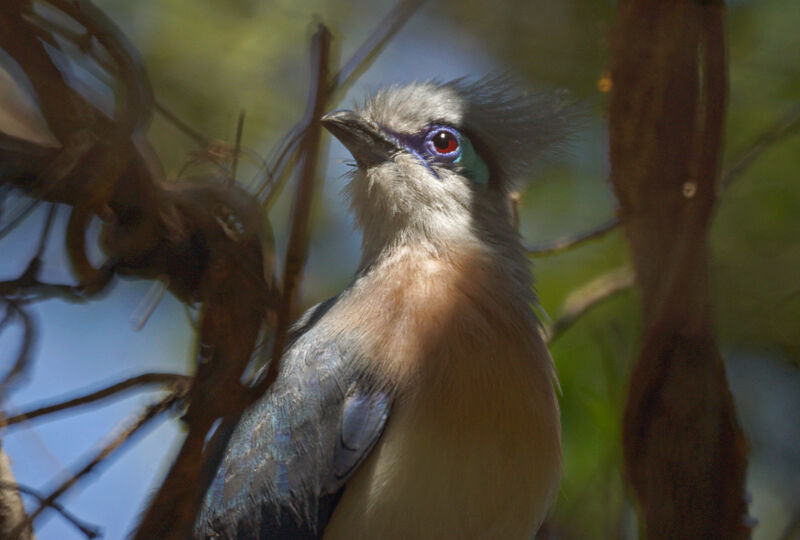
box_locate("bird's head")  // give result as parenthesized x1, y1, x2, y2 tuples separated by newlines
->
(322, 77, 572, 263)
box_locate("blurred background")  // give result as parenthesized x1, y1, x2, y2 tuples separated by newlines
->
(0, 0, 798, 538)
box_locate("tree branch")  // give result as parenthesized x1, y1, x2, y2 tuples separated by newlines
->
(0, 301, 35, 391)
(257, 0, 427, 204)
(8, 391, 181, 538)
(527, 216, 621, 257)
(0, 482, 99, 539)
(128, 23, 336, 540)
(0, 3, 429, 538)
(256, 25, 333, 397)
(543, 266, 634, 344)
(2, 373, 190, 428)
(523, 96, 800, 260)
(722, 101, 800, 189)
(329, 0, 427, 95)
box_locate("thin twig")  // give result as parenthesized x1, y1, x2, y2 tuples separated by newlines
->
(523, 103, 800, 259)
(0, 301, 35, 391)
(255, 25, 332, 396)
(130, 277, 169, 331)
(0, 199, 42, 242)
(9, 391, 181, 537)
(154, 101, 211, 148)
(33, 204, 58, 259)
(723, 102, 800, 189)
(0, 267, 82, 299)
(330, 0, 427, 95)
(543, 265, 634, 344)
(0, 305, 12, 334)
(129, 22, 339, 539)
(0, 482, 100, 539)
(256, 0, 428, 203)
(231, 110, 245, 184)
(527, 216, 621, 257)
(3, 372, 191, 428)
(258, 129, 303, 207)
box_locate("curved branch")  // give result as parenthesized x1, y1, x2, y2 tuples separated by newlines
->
(0, 301, 35, 391)
(43, 0, 154, 137)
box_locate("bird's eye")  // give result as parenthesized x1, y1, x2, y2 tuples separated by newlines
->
(429, 129, 459, 155)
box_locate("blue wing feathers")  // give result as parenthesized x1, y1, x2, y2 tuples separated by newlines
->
(194, 303, 392, 539)
(330, 390, 391, 485)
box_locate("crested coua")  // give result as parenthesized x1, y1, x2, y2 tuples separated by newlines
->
(195, 77, 569, 539)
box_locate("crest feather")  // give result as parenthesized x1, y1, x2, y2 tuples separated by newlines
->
(445, 76, 575, 190)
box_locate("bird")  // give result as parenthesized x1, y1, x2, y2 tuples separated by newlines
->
(194, 77, 570, 539)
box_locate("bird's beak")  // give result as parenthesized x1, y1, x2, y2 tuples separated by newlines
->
(321, 110, 399, 167)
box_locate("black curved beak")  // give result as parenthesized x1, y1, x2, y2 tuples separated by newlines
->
(321, 110, 399, 167)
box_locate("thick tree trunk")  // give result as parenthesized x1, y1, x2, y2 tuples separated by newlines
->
(608, 1, 750, 538)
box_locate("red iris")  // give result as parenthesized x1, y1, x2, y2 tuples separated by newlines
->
(431, 130, 459, 154)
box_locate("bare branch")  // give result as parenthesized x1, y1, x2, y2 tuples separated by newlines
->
(258, 127, 303, 207)
(0, 3, 427, 537)
(24, 7, 210, 153)
(330, 0, 428, 95)
(3, 372, 191, 428)
(521, 101, 800, 260)
(8, 391, 181, 538)
(723, 102, 800, 189)
(33, 204, 57, 260)
(130, 279, 169, 331)
(0, 199, 43, 242)
(231, 110, 245, 184)
(523, 98, 800, 260)
(0, 483, 99, 539)
(256, 24, 333, 398)
(154, 101, 211, 148)
(543, 266, 634, 344)
(0, 301, 35, 391)
(43, 0, 154, 136)
(257, 0, 427, 204)
(527, 217, 621, 257)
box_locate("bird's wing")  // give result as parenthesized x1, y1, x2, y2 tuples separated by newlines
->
(194, 310, 391, 539)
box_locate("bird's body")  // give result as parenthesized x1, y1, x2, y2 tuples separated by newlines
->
(196, 78, 568, 539)
(323, 240, 559, 539)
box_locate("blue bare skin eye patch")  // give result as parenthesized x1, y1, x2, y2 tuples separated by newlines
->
(381, 125, 490, 187)
(455, 135, 490, 187)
